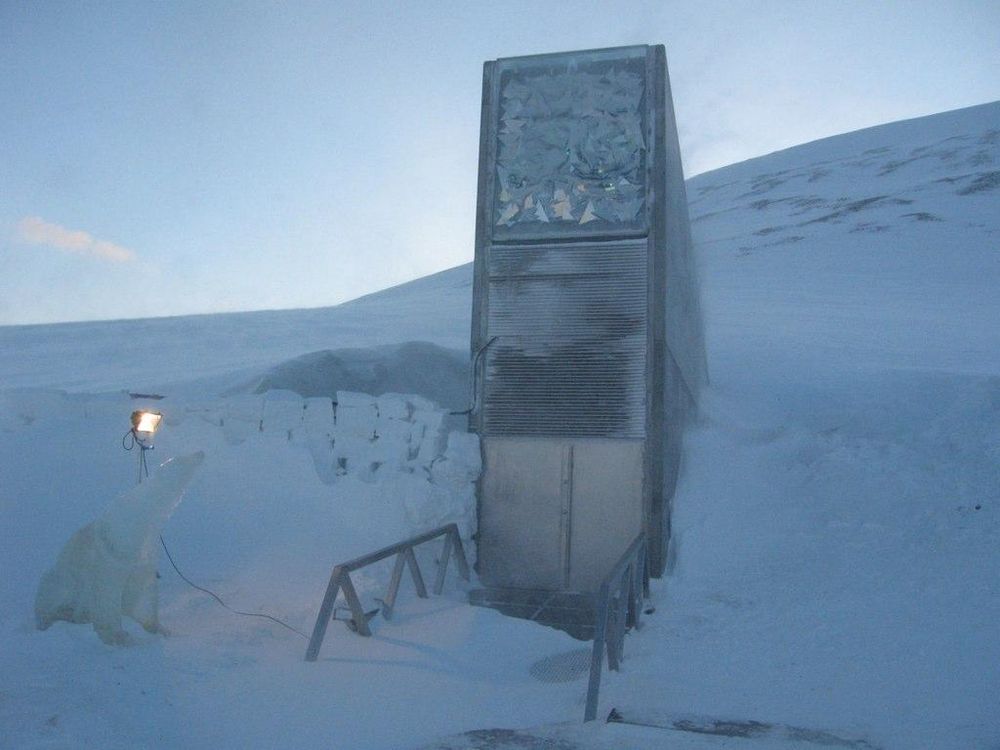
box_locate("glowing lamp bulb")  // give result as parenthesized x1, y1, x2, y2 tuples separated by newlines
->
(131, 410, 162, 435)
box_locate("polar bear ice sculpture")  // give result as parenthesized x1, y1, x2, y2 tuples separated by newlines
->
(35, 451, 205, 645)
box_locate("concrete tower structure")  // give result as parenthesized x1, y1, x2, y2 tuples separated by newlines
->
(470, 45, 705, 594)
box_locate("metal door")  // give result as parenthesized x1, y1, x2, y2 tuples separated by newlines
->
(478, 437, 571, 589)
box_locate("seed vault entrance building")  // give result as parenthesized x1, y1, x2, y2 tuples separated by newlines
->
(470, 45, 705, 594)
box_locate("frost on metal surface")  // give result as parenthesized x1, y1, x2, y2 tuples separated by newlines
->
(493, 47, 647, 238)
(482, 241, 648, 438)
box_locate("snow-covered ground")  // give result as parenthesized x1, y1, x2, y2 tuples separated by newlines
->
(2, 101, 998, 749)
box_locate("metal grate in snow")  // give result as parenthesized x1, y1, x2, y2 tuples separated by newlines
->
(529, 648, 592, 683)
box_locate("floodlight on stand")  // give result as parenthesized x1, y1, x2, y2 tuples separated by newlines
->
(123, 410, 163, 484)
(132, 410, 162, 437)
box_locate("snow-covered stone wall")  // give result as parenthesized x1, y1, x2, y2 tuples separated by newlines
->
(206, 389, 480, 540)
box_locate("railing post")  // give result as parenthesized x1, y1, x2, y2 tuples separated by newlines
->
(449, 525, 471, 581)
(339, 571, 371, 636)
(404, 548, 428, 598)
(585, 582, 611, 721)
(382, 553, 407, 619)
(433, 532, 453, 595)
(615, 573, 629, 662)
(641, 539, 650, 598)
(583, 533, 651, 721)
(606, 595, 621, 672)
(305, 524, 472, 662)
(305, 567, 344, 661)
(626, 560, 638, 630)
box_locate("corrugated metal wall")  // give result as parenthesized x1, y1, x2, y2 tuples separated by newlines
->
(482, 240, 648, 438)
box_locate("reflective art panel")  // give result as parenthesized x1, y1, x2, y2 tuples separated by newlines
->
(492, 48, 648, 239)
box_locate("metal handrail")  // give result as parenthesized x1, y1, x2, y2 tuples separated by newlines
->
(584, 533, 650, 721)
(450, 335, 499, 416)
(304, 523, 470, 661)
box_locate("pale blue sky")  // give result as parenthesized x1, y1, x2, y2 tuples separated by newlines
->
(2, 1, 998, 325)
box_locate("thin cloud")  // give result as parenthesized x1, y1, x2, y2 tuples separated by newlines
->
(14, 216, 136, 263)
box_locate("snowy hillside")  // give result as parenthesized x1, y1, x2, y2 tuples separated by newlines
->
(691, 99, 1000, 380)
(1, 101, 998, 749)
(0, 265, 473, 395)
